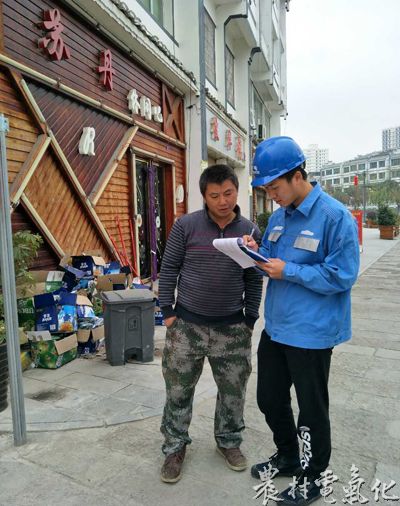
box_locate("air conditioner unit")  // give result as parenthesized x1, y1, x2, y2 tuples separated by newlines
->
(258, 124, 267, 140)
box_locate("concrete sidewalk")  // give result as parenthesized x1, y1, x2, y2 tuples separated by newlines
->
(0, 231, 399, 505)
(0, 228, 397, 433)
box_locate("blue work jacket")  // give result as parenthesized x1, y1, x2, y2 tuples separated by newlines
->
(259, 182, 360, 349)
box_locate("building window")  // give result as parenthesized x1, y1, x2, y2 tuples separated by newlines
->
(370, 162, 377, 169)
(343, 166, 350, 173)
(350, 164, 356, 171)
(369, 173, 377, 181)
(333, 178, 340, 185)
(226, 46, 235, 107)
(379, 160, 385, 168)
(326, 179, 333, 186)
(358, 163, 365, 171)
(139, 0, 174, 34)
(325, 169, 332, 176)
(391, 158, 400, 166)
(205, 9, 216, 86)
(343, 176, 350, 183)
(379, 172, 385, 179)
(334, 167, 340, 174)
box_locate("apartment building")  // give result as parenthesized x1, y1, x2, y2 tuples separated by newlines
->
(319, 150, 400, 189)
(382, 126, 400, 151)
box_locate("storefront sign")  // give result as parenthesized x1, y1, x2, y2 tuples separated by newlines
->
(37, 10, 163, 124)
(78, 127, 96, 156)
(225, 129, 232, 150)
(210, 116, 220, 141)
(207, 109, 246, 164)
(97, 49, 115, 91)
(38, 9, 71, 61)
(127, 89, 163, 123)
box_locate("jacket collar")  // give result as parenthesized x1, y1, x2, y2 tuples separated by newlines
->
(286, 182, 322, 217)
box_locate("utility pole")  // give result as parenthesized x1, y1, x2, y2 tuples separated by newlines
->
(0, 113, 27, 446)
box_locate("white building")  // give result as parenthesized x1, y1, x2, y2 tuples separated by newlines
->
(303, 144, 329, 174)
(199, 0, 290, 216)
(382, 126, 400, 151)
(319, 150, 400, 189)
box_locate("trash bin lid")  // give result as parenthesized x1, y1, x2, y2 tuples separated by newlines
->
(100, 289, 155, 304)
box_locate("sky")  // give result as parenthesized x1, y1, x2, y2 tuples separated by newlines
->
(284, 0, 400, 163)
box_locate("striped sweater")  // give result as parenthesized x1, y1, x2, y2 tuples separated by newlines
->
(159, 206, 263, 328)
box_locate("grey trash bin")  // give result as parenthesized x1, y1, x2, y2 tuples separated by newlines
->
(101, 289, 155, 365)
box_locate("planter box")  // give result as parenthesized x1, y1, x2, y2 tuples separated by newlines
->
(367, 220, 378, 229)
(379, 225, 395, 240)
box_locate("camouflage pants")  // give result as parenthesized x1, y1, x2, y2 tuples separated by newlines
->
(160, 318, 252, 455)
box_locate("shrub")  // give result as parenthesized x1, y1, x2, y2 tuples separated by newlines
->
(256, 211, 272, 236)
(0, 231, 42, 344)
(366, 210, 377, 222)
(377, 206, 397, 226)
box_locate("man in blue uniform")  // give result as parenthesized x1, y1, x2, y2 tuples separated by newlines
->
(244, 137, 360, 505)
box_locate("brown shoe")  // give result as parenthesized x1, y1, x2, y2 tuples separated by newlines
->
(161, 446, 186, 483)
(216, 446, 247, 471)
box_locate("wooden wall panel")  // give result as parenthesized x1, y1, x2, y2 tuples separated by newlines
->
(2, 0, 163, 129)
(134, 130, 186, 217)
(28, 81, 129, 194)
(95, 155, 134, 266)
(11, 204, 59, 270)
(0, 67, 40, 185)
(24, 150, 110, 258)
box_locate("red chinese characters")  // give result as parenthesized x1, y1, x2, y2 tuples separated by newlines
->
(97, 49, 116, 91)
(38, 9, 71, 61)
(235, 136, 244, 161)
(225, 129, 233, 150)
(210, 116, 219, 141)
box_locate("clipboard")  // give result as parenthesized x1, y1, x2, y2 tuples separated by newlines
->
(237, 238, 270, 263)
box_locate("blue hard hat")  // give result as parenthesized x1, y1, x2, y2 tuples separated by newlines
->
(252, 136, 306, 187)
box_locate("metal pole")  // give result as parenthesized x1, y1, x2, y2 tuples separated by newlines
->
(362, 170, 366, 222)
(0, 114, 27, 446)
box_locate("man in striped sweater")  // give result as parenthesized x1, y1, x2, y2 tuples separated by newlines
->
(159, 164, 263, 483)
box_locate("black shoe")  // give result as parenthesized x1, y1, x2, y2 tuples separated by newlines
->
(250, 452, 302, 480)
(278, 472, 322, 505)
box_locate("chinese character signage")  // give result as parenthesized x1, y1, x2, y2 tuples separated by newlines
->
(97, 49, 115, 91)
(210, 116, 219, 141)
(38, 9, 71, 61)
(207, 109, 246, 164)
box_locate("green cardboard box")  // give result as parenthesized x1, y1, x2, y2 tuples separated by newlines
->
(28, 331, 78, 369)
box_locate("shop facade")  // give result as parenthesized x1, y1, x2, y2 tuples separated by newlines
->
(0, 0, 189, 280)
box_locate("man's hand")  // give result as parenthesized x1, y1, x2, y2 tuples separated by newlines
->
(164, 316, 177, 328)
(257, 258, 286, 279)
(242, 235, 258, 251)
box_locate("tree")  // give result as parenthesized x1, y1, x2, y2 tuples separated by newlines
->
(369, 180, 400, 213)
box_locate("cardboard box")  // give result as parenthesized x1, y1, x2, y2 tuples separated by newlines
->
(34, 292, 78, 333)
(19, 328, 28, 345)
(96, 273, 130, 292)
(77, 325, 104, 343)
(72, 255, 106, 277)
(31, 271, 65, 292)
(29, 332, 78, 369)
(16, 282, 48, 331)
(104, 261, 121, 274)
(20, 350, 32, 371)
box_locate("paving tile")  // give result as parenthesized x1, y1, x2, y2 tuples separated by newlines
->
(112, 384, 165, 408)
(54, 372, 130, 395)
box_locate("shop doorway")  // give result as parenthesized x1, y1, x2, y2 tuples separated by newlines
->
(134, 160, 168, 280)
